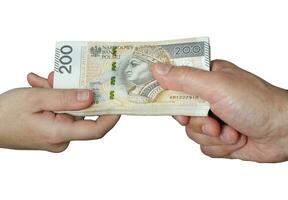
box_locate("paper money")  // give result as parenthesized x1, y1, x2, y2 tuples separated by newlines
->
(54, 37, 210, 116)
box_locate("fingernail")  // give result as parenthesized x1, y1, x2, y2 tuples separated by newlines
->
(77, 90, 90, 102)
(154, 64, 172, 75)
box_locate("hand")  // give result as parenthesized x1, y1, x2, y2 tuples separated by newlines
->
(0, 72, 120, 152)
(152, 60, 288, 162)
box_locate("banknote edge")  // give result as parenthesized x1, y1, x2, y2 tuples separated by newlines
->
(55, 37, 209, 46)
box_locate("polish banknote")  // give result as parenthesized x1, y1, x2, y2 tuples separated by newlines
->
(54, 37, 210, 116)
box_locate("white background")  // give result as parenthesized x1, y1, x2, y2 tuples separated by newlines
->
(0, 0, 288, 199)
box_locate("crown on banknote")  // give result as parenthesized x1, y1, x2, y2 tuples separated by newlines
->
(133, 46, 171, 64)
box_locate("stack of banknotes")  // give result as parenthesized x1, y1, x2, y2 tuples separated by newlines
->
(54, 37, 210, 116)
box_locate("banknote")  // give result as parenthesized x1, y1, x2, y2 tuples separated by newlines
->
(54, 37, 210, 116)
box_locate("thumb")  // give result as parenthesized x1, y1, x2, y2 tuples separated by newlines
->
(29, 88, 93, 112)
(151, 64, 213, 100)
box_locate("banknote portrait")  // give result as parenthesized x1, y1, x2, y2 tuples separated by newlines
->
(123, 46, 172, 103)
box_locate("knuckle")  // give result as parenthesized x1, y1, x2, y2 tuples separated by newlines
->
(201, 145, 227, 158)
(200, 146, 209, 155)
(26, 88, 43, 107)
(96, 132, 107, 139)
(47, 135, 61, 145)
(200, 146, 216, 158)
(47, 143, 69, 153)
(45, 127, 66, 145)
(211, 59, 228, 72)
(212, 59, 225, 66)
(185, 127, 199, 142)
(58, 91, 71, 107)
(211, 59, 230, 69)
(212, 72, 225, 82)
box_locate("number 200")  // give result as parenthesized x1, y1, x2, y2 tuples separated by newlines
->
(59, 45, 73, 74)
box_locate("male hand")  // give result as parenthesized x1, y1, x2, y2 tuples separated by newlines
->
(0, 72, 120, 152)
(152, 60, 288, 162)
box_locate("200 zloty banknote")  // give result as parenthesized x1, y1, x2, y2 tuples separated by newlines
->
(54, 37, 210, 116)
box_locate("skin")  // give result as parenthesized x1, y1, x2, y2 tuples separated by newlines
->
(125, 58, 153, 85)
(1, 60, 287, 163)
(152, 60, 288, 163)
(0, 72, 120, 152)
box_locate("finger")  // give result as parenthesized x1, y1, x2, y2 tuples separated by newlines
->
(209, 59, 238, 72)
(219, 125, 240, 144)
(64, 115, 120, 141)
(27, 73, 51, 88)
(187, 127, 240, 146)
(172, 116, 190, 126)
(185, 117, 224, 146)
(187, 117, 221, 137)
(151, 63, 214, 100)
(186, 118, 240, 146)
(48, 71, 54, 87)
(200, 134, 247, 158)
(28, 88, 93, 112)
(40, 110, 82, 125)
(187, 131, 228, 146)
(54, 113, 75, 123)
(151, 60, 238, 101)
